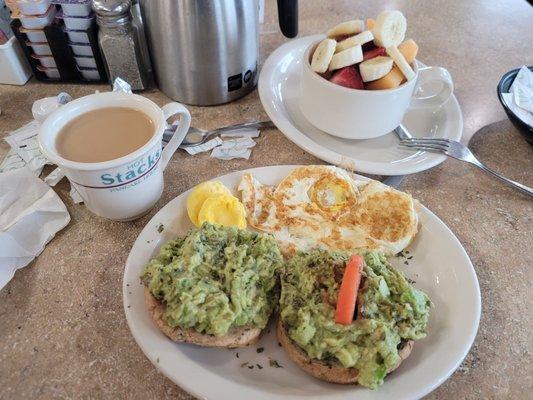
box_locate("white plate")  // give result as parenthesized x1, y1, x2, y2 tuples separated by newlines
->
(123, 165, 480, 400)
(258, 36, 464, 176)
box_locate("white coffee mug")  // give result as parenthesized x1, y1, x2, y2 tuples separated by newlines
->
(39, 91, 191, 221)
(299, 41, 454, 139)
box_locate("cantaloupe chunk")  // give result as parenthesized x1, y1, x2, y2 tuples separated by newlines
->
(398, 39, 418, 64)
(366, 18, 375, 30)
(365, 66, 404, 90)
(365, 39, 419, 90)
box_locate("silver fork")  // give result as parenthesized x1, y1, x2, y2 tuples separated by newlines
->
(399, 138, 533, 196)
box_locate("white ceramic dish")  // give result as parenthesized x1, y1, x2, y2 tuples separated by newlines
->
(65, 29, 89, 43)
(258, 36, 463, 176)
(61, 2, 92, 17)
(14, 5, 56, 29)
(20, 28, 46, 42)
(26, 40, 51, 56)
(69, 42, 92, 56)
(300, 39, 453, 139)
(16, 0, 52, 16)
(123, 165, 481, 400)
(74, 55, 96, 68)
(31, 53, 56, 67)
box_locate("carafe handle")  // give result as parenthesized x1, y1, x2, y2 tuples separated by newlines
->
(277, 0, 298, 38)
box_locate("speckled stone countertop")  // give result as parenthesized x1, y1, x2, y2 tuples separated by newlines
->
(0, 1, 532, 399)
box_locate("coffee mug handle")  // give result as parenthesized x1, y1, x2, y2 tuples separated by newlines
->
(160, 102, 191, 170)
(410, 66, 454, 109)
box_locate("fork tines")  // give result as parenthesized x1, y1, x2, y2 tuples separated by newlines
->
(399, 138, 451, 153)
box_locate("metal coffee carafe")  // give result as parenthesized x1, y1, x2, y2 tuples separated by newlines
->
(139, 0, 298, 105)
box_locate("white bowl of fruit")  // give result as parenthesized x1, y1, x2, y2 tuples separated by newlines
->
(299, 11, 454, 139)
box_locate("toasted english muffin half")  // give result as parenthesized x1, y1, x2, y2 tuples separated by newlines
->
(277, 319, 413, 384)
(144, 287, 261, 348)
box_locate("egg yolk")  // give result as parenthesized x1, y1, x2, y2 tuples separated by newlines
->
(197, 194, 247, 229)
(308, 177, 353, 212)
(187, 181, 232, 226)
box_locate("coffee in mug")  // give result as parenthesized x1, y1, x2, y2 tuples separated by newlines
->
(56, 107, 155, 163)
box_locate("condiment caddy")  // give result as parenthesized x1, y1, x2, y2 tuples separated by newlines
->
(10, 0, 107, 83)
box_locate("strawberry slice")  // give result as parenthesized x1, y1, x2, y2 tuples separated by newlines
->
(329, 66, 364, 89)
(362, 41, 377, 52)
(363, 47, 386, 61)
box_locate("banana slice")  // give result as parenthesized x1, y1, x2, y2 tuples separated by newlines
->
(310, 38, 337, 73)
(328, 45, 363, 71)
(373, 10, 407, 48)
(359, 56, 393, 82)
(327, 20, 365, 38)
(336, 30, 374, 53)
(386, 45, 415, 81)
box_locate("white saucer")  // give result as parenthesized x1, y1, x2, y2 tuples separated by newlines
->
(258, 35, 463, 176)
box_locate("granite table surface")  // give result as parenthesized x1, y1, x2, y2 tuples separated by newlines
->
(0, 0, 532, 399)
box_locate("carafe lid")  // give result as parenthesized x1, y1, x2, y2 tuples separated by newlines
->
(93, 0, 131, 26)
(92, 0, 131, 16)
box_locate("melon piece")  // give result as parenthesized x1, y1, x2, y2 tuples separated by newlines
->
(365, 40, 418, 90)
(398, 39, 418, 64)
(329, 66, 364, 89)
(365, 66, 404, 90)
(363, 46, 386, 60)
(366, 18, 376, 30)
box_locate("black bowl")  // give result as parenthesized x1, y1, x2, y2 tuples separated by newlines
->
(497, 66, 533, 145)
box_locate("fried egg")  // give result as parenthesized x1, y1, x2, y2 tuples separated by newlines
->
(238, 165, 418, 255)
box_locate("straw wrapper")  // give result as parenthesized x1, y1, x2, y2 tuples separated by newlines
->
(183, 128, 261, 160)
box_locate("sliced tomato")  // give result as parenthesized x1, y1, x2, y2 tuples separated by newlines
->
(334, 255, 364, 325)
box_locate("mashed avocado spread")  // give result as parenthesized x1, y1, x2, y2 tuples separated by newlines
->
(280, 250, 430, 389)
(141, 223, 282, 336)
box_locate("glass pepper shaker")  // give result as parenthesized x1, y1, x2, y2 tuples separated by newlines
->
(92, 0, 153, 91)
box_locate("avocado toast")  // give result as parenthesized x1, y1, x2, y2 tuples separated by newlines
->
(141, 223, 283, 348)
(278, 250, 430, 389)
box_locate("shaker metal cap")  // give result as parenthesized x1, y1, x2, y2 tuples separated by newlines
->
(92, 0, 131, 17)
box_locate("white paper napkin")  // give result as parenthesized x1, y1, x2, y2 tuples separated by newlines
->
(503, 66, 533, 126)
(502, 93, 533, 126)
(511, 66, 533, 113)
(0, 169, 70, 290)
(0, 148, 26, 172)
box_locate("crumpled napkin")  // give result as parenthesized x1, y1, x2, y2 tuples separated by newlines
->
(0, 168, 70, 290)
(502, 66, 533, 126)
(2, 121, 49, 176)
